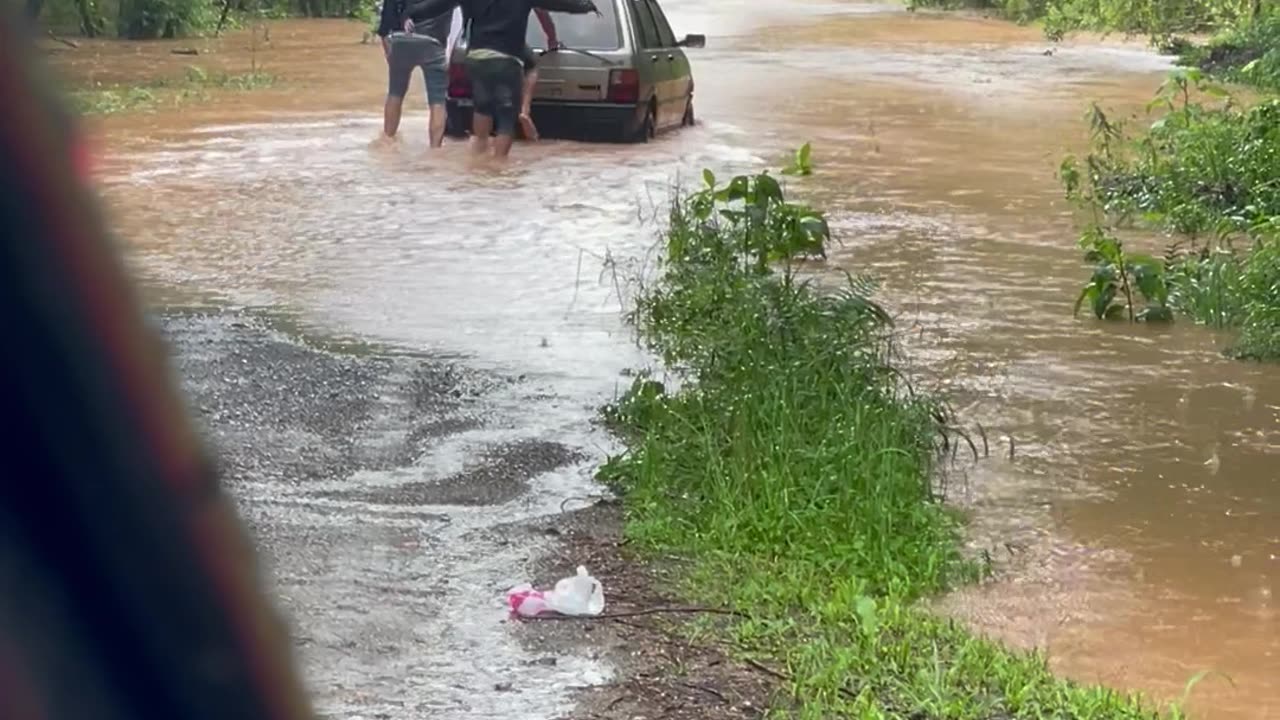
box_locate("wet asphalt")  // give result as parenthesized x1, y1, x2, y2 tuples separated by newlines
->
(158, 306, 613, 719)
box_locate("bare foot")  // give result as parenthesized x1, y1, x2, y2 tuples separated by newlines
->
(518, 114, 539, 142)
(369, 133, 399, 150)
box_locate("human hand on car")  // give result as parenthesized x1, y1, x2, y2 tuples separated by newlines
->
(403, 17, 415, 32)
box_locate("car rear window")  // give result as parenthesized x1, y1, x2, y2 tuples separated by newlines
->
(525, 3, 622, 51)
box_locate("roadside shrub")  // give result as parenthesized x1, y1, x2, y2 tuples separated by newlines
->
(606, 167, 966, 597)
(1231, 236, 1280, 358)
(905, 0, 1251, 39)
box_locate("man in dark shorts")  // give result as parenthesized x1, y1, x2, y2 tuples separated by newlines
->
(376, 0, 453, 147)
(402, 0, 599, 159)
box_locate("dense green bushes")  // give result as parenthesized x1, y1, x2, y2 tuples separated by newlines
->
(908, 0, 1278, 79)
(1177, 12, 1280, 90)
(908, 0, 1262, 34)
(1061, 71, 1280, 357)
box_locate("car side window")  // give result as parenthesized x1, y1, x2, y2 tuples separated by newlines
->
(630, 0, 662, 49)
(646, 0, 677, 47)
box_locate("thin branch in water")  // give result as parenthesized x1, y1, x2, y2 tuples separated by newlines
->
(47, 30, 80, 48)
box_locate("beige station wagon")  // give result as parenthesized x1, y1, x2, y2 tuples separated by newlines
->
(445, 0, 705, 142)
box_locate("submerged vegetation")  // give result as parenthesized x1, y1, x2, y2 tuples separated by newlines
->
(601, 151, 1194, 716)
(1060, 69, 1279, 358)
(68, 65, 276, 114)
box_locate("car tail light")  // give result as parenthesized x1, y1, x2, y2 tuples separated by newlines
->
(448, 63, 471, 98)
(607, 68, 639, 103)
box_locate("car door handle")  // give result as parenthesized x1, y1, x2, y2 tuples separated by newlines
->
(666, 53, 674, 61)
(651, 54, 660, 62)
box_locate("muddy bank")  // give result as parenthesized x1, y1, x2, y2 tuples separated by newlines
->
(159, 305, 612, 719)
(504, 502, 777, 720)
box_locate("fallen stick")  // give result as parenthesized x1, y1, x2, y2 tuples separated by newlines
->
(47, 30, 79, 48)
(745, 657, 862, 701)
(681, 681, 729, 704)
(520, 606, 747, 621)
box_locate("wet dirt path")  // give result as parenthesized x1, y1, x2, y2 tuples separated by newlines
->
(57, 3, 1278, 718)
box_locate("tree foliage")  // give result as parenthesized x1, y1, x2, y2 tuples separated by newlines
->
(34, 0, 374, 38)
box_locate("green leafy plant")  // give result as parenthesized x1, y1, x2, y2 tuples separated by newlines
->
(1074, 227, 1172, 321)
(781, 141, 813, 176)
(684, 167, 829, 275)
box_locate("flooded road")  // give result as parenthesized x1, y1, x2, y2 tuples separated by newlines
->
(60, 2, 1278, 718)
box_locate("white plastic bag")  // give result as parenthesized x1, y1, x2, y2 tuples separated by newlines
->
(545, 566, 605, 616)
(507, 566, 605, 617)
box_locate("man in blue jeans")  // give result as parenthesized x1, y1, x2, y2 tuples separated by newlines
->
(377, 0, 453, 147)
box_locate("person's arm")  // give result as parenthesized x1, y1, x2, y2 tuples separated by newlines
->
(376, 0, 397, 56)
(531, 0, 598, 15)
(533, 8, 558, 47)
(376, 0, 397, 38)
(401, 0, 457, 27)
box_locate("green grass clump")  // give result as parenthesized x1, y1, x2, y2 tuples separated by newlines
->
(601, 159, 1183, 716)
(1060, 71, 1280, 357)
(69, 66, 276, 115)
(1230, 236, 1280, 359)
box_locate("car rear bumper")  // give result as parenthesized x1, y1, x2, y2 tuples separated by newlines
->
(446, 98, 643, 142)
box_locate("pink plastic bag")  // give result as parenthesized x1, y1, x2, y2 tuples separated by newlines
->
(507, 585, 552, 617)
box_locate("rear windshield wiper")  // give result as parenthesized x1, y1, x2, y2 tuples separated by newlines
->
(541, 44, 617, 66)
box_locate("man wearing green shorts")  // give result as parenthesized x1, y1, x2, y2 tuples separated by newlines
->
(402, 0, 599, 158)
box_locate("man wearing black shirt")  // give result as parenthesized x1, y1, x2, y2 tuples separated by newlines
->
(376, 0, 454, 146)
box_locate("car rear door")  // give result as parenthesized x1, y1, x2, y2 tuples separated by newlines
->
(626, 0, 671, 123)
(526, 5, 624, 102)
(645, 0, 690, 127)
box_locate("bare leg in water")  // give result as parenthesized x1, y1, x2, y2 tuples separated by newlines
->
(518, 67, 538, 141)
(470, 112, 493, 155)
(380, 35, 403, 141)
(383, 95, 404, 139)
(428, 102, 447, 147)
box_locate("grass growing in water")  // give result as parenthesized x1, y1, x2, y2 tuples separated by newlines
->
(69, 65, 277, 115)
(601, 157, 1188, 717)
(1060, 69, 1280, 358)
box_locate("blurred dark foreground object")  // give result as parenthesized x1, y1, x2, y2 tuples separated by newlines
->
(0, 8, 315, 720)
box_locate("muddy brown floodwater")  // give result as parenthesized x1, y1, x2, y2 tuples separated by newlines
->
(52, 2, 1278, 718)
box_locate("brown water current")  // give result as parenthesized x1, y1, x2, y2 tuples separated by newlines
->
(53, 3, 1278, 718)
